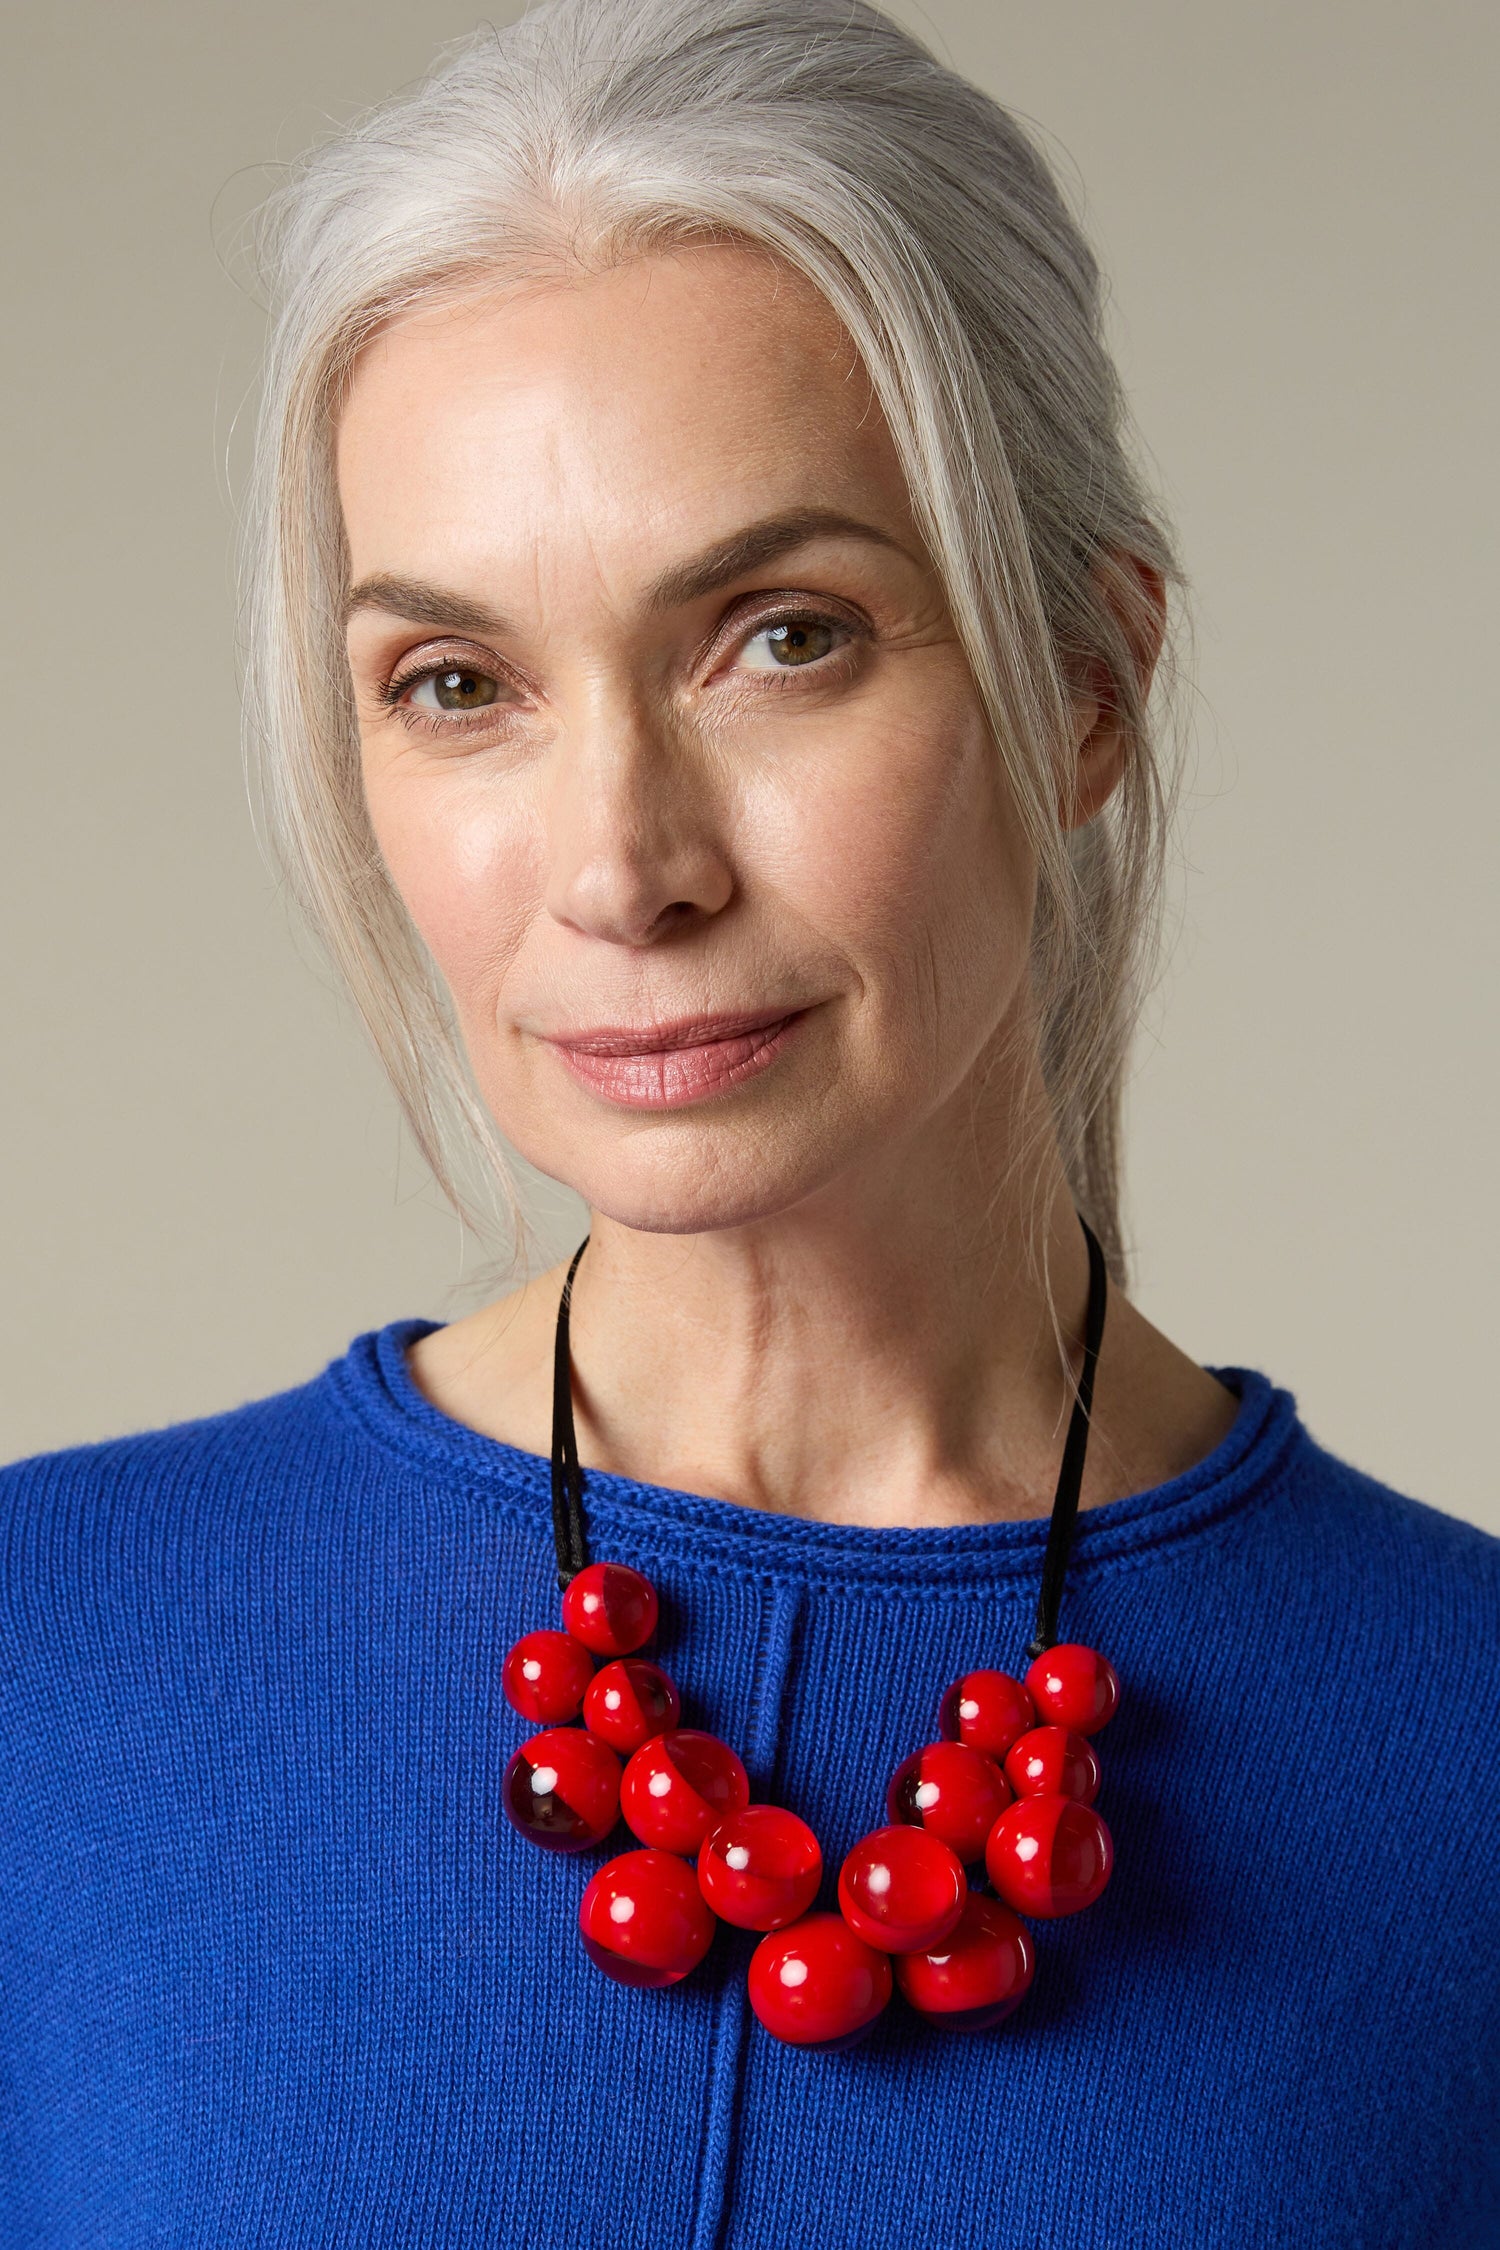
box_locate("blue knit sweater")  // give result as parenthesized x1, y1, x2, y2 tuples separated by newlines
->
(0, 1319, 1496, 2247)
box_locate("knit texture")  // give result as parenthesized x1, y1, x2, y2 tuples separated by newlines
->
(0, 1321, 1495, 2248)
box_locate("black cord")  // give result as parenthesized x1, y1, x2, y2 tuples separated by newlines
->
(1026, 1214, 1108, 1658)
(548, 1213, 1108, 1638)
(550, 1234, 591, 1590)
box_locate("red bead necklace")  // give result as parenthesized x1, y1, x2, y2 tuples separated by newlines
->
(501, 1216, 1119, 2049)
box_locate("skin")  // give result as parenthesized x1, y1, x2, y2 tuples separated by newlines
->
(338, 243, 1237, 1527)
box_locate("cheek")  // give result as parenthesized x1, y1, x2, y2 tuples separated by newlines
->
(363, 763, 538, 1013)
(758, 686, 1031, 1036)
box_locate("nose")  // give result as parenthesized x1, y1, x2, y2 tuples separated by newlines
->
(543, 689, 735, 947)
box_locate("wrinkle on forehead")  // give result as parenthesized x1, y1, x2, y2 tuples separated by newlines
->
(334, 241, 921, 627)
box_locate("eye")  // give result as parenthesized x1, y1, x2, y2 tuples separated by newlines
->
(735, 616, 846, 673)
(406, 662, 502, 713)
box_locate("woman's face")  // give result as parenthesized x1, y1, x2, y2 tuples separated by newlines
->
(339, 244, 1037, 1233)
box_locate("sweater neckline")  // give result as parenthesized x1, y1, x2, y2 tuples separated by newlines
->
(322, 1317, 1306, 1591)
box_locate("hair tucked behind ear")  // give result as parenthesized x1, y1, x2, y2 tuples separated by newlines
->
(240, 0, 1185, 1295)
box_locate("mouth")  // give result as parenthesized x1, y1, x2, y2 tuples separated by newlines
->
(541, 1006, 812, 1110)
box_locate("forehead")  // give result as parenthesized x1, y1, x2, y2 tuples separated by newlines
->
(335, 244, 918, 588)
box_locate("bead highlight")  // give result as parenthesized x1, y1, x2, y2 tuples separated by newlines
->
(698, 1804, 823, 1930)
(895, 1892, 1036, 2031)
(984, 1793, 1114, 1918)
(620, 1728, 751, 1854)
(1023, 1644, 1120, 1736)
(1002, 1724, 1101, 1805)
(887, 1740, 1013, 1864)
(937, 1669, 1036, 1762)
(579, 1848, 716, 1986)
(748, 1913, 893, 2048)
(837, 1824, 966, 1953)
(502, 1629, 595, 1726)
(562, 1562, 660, 1656)
(583, 1658, 681, 1755)
(503, 1727, 622, 1853)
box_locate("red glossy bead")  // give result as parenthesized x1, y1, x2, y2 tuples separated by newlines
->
(837, 1824, 966, 1954)
(698, 1804, 822, 1931)
(895, 1892, 1036, 2031)
(984, 1793, 1114, 1917)
(1002, 1724, 1101, 1806)
(1023, 1643, 1120, 1736)
(578, 1847, 717, 1987)
(561, 1562, 660, 1657)
(582, 1658, 681, 1754)
(620, 1728, 751, 1854)
(502, 1629, 595, 1725)
(503, 1726, 622, 1853)
(887, 1740, 1013, 1864)
(937, 1670, 1036, 1762)
(748, 1913, 893, 2049)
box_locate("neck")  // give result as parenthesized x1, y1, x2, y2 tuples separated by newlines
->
(565, 1166, 1082, 1528)
(411, 1049, 1238, 1528)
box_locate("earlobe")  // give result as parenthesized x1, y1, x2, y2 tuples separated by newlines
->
(1057, 553, 1168, 830)
(1059, 699, 1126, 830)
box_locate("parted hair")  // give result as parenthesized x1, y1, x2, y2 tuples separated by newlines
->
(242, 0, 1185, 1285)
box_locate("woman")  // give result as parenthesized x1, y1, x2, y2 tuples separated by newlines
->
(2, 0, 1495, 2242)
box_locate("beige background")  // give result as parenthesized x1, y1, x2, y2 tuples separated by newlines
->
(3, 1, 1495, 1532)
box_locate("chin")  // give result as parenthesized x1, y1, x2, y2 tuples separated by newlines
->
(503, 1101, 856, 1238)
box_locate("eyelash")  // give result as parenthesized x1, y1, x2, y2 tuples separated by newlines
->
(376, 606, 866, 738)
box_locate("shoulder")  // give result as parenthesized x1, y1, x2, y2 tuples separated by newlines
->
(1284, 1420, 1499, 1577)
(0, 1337, 436, 1688)
(1267, 1411, 1500, 1685)
(0, 1346, 371, 1548)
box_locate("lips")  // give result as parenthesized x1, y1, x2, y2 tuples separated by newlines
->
(541, 1006, 811, 1110)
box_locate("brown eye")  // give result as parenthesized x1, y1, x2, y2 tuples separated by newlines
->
(414, 664, 500, 712)
(738, 618, 841, 673)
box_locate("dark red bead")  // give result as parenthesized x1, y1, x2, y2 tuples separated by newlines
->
(502, 1629, 595, 1725)
(698, 1804, 822, 1931)
(748, 1913, 893, 2049)
(578, 1847, 716, 1987)
(561, 1562, 660, 1657)
(503, 1726, 622, 1853)
(985, 1793, 1113, 1917)
(583, 1658, 681, 1755)
(620, 1728, 750, 1855)
(937, 1669, 1036, 1761)
(1023, 1643, 1120, 1736)
(837, 1824, 966, 1954)
(895, 1892, 1036, 2031)
(1002, 1724, 1101, 1806)
(887, 1740, 1013, 1864)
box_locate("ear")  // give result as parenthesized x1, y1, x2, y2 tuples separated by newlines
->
(1059, 556, 1168, 830)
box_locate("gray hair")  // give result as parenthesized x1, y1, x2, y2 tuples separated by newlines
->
(242, 0, 1184, 1286)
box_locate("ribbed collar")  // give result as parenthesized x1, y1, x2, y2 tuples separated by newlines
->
(322, 1316, 1306, 1591)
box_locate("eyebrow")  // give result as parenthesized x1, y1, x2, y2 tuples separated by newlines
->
(341, 507, 917, 635)
(644, 507, 916, 610)
(341, 575, 509, 637)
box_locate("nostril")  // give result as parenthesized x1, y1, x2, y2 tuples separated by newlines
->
(547, 844, 733, 946)
(646, 900, 699, 938)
